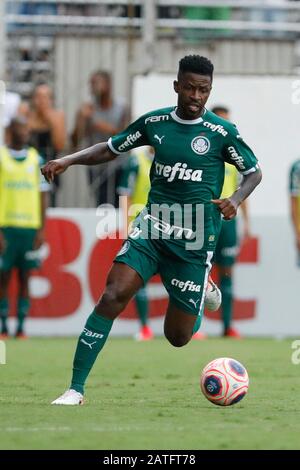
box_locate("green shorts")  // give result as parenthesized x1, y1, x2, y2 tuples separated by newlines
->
(214, 219, 238, 267)
(0, 227, 41, 272)
(115, 236, 213, 316)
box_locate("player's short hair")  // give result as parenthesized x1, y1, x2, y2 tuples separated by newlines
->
(211, 105, 230, 115)
(178, 55, 214, 79)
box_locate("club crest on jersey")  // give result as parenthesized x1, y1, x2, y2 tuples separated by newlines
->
(191, 136, 210, 155)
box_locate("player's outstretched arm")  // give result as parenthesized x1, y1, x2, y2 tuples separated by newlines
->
(41, 142, 115, 183)
(212, 168, 262, 220)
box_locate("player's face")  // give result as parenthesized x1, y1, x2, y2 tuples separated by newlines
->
(174, 72, 212, 119)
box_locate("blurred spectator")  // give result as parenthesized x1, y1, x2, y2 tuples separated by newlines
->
(6, 0, 57, 31)
(19, 84, 66, 206)
(249, 0, 287, 37)
(19, 2, 57, 16)
(72, 71, 129, 206)
(182, 5, 231, 40)
(0, 116, 49, 339)
(289, 159, 300, 266)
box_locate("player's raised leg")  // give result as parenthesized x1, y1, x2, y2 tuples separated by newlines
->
(52, 262, 143, 405)
(161, 254, 212, 346)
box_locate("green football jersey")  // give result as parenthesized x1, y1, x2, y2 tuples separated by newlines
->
(108, 107, 259, 253)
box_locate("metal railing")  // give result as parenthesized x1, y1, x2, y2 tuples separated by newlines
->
(5, 0, 300, 36)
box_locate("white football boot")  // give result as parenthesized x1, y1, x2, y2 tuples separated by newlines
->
(204, 277, 222, 311)
(51, 389, 84, 405)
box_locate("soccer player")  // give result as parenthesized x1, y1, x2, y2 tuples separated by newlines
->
(0, 117, 49, 338)
(42, 55, 262, 405)
(289, 158, 300, 266)
(211, 106, 251, 338)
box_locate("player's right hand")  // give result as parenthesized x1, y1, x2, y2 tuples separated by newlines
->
(41, 159, 69, 183)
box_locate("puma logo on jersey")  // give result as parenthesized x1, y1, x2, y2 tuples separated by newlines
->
(80, 339, 97, 349)
(154, 161, 203, 183)
(154, 134, 165, 144)
(188, 298, 201, 308)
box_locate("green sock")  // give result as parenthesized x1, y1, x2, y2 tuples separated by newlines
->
(71, 309, 113, 394)
(220, 275, 233, 331)
(135, 287, 149, 327)
(16, 297, 30, 334)
(192, 304, 204, 334)
(0, 298, 9, 334)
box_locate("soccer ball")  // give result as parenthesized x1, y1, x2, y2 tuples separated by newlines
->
(200, 357, 249, 406)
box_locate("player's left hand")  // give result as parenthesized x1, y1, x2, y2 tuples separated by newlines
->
(41, 158, 69, 182)
(33, 229, 45, 250)
(211, 198, 238, 220)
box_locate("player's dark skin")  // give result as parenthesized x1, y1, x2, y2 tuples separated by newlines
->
(41, 71, 262, 347)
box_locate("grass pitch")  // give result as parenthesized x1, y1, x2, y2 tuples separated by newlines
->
(1, 336, 300, 450)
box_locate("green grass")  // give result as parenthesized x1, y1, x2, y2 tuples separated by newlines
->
(1, 337, 300, 450)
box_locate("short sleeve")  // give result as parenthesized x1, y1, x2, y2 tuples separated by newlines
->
(117, 154, 139, 196)
(290, 161, 300, 196)
(223, 125, 260, 176)
(108, 114, 149, 155)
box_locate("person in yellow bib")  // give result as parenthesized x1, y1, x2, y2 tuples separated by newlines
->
(0, 117, 49, 339)
(211, 106, 251, 338)
(117, 146, 154, 341)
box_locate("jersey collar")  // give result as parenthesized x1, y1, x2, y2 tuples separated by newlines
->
(171, 107, 206, 125)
